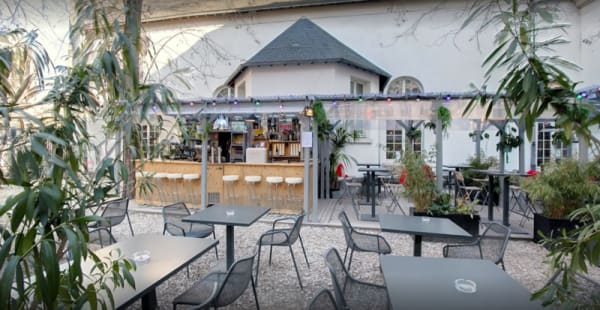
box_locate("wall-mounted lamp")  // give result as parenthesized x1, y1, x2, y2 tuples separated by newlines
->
(303, 106, 314, 117)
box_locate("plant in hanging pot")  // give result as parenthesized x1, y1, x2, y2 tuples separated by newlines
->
(496, 127, 522, 153)
(520, 158, 600, 243)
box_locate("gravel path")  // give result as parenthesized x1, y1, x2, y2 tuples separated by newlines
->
(1, 185, 598, 309)
(108, 209, 600, 310)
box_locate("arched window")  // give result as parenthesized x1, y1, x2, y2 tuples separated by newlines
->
(386, 76, 424, 95)
(213, 86, 234, 98)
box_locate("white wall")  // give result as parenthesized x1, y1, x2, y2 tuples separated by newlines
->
(247, 64, 336, 96)
(579, 0, 600, 85)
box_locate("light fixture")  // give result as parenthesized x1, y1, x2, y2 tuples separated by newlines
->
(303, 106, 314, 117)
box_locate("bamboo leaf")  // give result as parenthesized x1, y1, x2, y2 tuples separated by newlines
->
(0, 256, 19, 305)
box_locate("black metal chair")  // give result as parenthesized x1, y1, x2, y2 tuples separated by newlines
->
(306, 288, 341, 310)
(172, 253, 260, 310)
(543, 268, 600, 307)
(338, 211, 391, 270)
(324, 248, 389, 309)
(88, 198, 134, 236)
(442, 222, 511, 270)
(162, 202, 218, 259)
(88, 227, 117, 248)
(256, 214, 309, 289)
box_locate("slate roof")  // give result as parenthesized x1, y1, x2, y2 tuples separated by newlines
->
(225, 17, 391, 91)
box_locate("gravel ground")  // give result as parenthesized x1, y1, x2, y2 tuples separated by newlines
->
(108, 208, 600, 310)
(1, 185, 599, 309)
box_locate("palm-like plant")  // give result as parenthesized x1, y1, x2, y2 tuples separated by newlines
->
(461, 1, 600, 307)
(0, 1, 182, 308)
(328, 122, 359, 187)
(462, 0, 599, 148)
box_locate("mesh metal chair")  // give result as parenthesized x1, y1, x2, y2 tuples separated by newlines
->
(88, 227, 117, 248)
(455, 171, 483, 204)
(306, 288, 341, 310)
(162, 202, 218, 259)
(324, 248, 389, 309)
(173, 253, 260, 310)
(256, 214, 309, 289)
(89, 198, 134, 236)
(338, 211, 391, 270)
(442, 222, 511, 270)
(543, 268, 600, 308)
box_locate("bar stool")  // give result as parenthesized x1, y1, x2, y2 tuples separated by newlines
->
(222, 175, 240, 204)
(285, 177, 303, 210)
(152, 172, 168, 205)
(183, 173, 200, 204)
(166, 173, 183, 203)
(266, 176, 284, 210)
(244, 175, 262, 206)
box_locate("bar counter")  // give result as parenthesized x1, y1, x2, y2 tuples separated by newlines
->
(135, 160, 311, 214)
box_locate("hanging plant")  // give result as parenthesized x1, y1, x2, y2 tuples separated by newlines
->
(496, 127, 522, 152)
(468, 130, 490, 142)
(424, 105, 452, 135)
(406, 127, 421, 140)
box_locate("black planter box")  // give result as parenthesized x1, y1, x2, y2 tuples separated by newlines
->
(533, 213, 581, 244)
(413, 210, 480, 237)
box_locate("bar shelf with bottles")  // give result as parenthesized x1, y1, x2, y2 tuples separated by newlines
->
(257, 116, 302, 162)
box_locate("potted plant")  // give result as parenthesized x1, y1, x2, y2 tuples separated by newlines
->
(426, 192, 481, 237)
(401, 150, 436, 213)
(520, 159, 600, 243)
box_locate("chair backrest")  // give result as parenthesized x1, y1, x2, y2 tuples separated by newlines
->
(99, 198, 129, 227)
(546, 268, 600, 306)
(479, 223, 511, 264)
(455, 171, 466, 186)
(162, 202, 192, 236)
(338, 211, 355, 249)
(324, 248, 350, 309)
(306, 288, 340, 310)
(287, 214, 305, 244)
(88, 227, 117, 247)
(214, 254, 256, 307)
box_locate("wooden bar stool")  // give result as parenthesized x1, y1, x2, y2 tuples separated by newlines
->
(152, 172, 168, 206)
(266, 176, 284, 210)
(285, 177, 303, 210)
(222, 175, 240, 204)
(244, 175, 262, 206)
(166, 173, 183, 203)
(183, 173, 200, 204)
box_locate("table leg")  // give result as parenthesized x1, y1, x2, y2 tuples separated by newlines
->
(226, 225, 234, 269)
(487, 175, 494, 221)
(502, 176, 510, 227)
(371, 172, 376, 218)
(453, 170, 458, 206)
(141, 289, 158, 310)
(413, 235, 422, 257)
(359, 171, 378, 221)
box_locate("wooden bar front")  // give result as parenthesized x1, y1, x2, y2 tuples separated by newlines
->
(135, 160, 312, 214)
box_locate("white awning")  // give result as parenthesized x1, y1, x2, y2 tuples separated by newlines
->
(177, 101, 306, 116)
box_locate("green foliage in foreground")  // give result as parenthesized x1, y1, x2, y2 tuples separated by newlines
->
(0, 0, 181, 308)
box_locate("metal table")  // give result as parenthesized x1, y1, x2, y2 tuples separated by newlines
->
(381, 255, 542, 310)
(470, 169, 530, 233)
(357, 167, 390, 221)
(183, 204, 270, 268)
(89, 234, 218, 310)
(379, 214, 471, 256)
